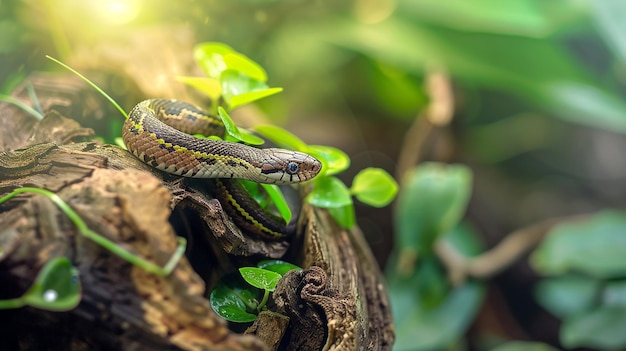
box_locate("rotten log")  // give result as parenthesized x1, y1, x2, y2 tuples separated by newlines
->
(0, 75, 394, 350)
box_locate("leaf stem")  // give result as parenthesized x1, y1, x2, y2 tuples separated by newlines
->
(45, 55, 128, 119)
(258, 289, 270, 311)
(0, 298, 23, 309)
(0, 94, 44, 120)
(0, 187, 185, 276)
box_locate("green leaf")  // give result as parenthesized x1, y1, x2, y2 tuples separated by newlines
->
(193, 42, 235, 78)
(223, 52, 268, 82)
(220, 70, 282, 109)
(254, 124, 309, 151)
(210, 273, 259, 323)
(260, 183, 292, 223)
(534, 275, 599, 319)
(327, 203, 356, 229)
(395, 163, 473, 255)
(306, 176, 352, 208)
(229, 88, 284, 110)
(561, 306, 626, 350)
(22, 257, 81, 311)
(350, 167, 398, 207)
(239, 267, 283, 292)
(234, 181, 291, 223)
(490, 341, 559, 351)
(308, 145, 350, 176)
(217, 107, 264, 145)
(530, 211, 626, 278)
(257, 260, 302, 276)
(176, 76, 221, 102)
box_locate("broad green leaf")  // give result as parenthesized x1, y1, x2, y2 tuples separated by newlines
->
(561, 306, 626, 350)
(308, 145, 350, 177)
(395, 163, 472, 255)
(327, 203, 356, 229)
(194, 42, 235, 78)
(176, 76, 221, 102)
(239, 267, 282, 292)
(398, 0, 584, 37)
(254, 124, 309, 151)
(210, 273, 259, 323)
(490, 341, 559, 351)
(217, 107, 264, 145)
(530, 211, 626, 278)
(22, 257, 81, 311)
(223, 52, 268, 82)
(306, 176, 352, 208)
(350, 167, 398, 207)
(534, 275, 599, 318)
(329, 17, 626, 134)
(257, 260, 302, 276)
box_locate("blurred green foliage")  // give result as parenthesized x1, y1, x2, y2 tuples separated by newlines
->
(531, 211, 626, 350)
(387, 163, 484, 351)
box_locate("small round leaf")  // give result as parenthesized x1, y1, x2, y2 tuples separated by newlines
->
(22, 257, 81, 311)
(210, 274, 260, 323)
(351, 167, 398, 207)
(308, 145, 350, 176)
(306, 176, 352, 208)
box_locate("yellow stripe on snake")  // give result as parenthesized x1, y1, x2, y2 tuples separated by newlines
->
(122, 99, 322, 239)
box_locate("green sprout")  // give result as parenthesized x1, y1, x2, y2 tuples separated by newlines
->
(0, 187, 186, 276)
(209, 260, 301, 323)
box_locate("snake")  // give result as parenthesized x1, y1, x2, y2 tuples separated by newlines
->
(122, 99, 322, 239)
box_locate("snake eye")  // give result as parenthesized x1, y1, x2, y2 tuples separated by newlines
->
(286, 161, 300, 175)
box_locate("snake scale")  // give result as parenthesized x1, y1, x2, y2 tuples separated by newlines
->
(122, 99, 322, 239)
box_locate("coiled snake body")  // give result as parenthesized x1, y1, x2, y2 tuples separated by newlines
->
(123, 99, 322, 239)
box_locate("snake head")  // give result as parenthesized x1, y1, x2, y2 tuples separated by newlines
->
(259, 149, 322, 184)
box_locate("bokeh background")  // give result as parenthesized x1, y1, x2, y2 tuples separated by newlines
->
(2, 1, 626, 350)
